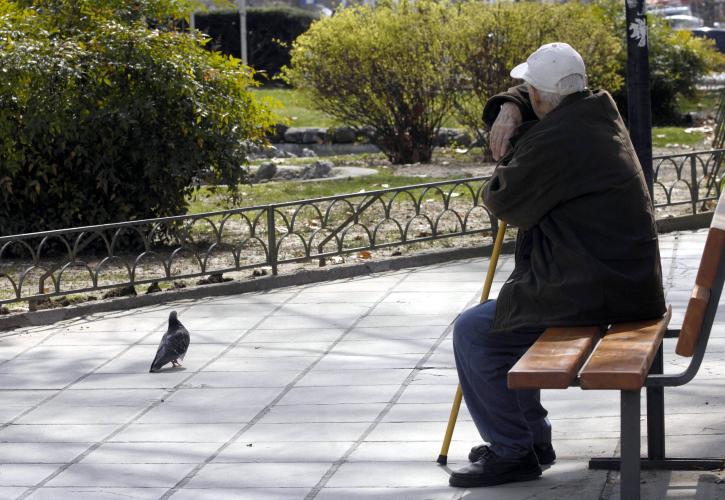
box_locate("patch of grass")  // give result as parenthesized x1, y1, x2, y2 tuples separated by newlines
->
(188, 170, 457, 213)
(652, 126, 707, 147)
(251, 88, 339, 127)
(252, 87, 463, 128)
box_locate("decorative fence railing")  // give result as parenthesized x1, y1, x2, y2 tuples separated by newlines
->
(0, 149, 722, 306)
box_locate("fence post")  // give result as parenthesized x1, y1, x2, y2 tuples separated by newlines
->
(267, 207, 278, 276)
(690, 154, 698, 215)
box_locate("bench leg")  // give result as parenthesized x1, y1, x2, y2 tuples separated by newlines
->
(621, 390, 641, 500)
(646, 345, 665, 460)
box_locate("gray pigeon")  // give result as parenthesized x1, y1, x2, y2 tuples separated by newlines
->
(149, 311, 190, 373)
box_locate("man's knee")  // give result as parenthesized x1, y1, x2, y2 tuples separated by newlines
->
(453, 300, 496, 348)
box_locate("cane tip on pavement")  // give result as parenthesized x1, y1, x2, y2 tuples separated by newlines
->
(437, 454, 448, 466)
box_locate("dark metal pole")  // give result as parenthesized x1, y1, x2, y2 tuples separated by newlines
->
(646, 345, 665, 460)
(625, 0, 654, 199)
(621, 390, 642, 500)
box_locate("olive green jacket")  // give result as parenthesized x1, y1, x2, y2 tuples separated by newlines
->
(482, 87, 666, 333)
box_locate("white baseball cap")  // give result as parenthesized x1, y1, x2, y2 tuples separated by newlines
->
(510, 42, 586, 95)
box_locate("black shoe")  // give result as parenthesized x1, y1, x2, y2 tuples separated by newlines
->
(449, 447, 542, 487)
(469, 443, 556, 465)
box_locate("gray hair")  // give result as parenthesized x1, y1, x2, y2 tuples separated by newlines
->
(534, 73, 587, 108)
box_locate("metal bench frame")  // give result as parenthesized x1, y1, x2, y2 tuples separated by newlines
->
(585, 248, 725, 499)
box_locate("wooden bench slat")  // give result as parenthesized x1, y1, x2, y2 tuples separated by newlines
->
(676, 227, 724, 357)
(676, 285, 711, 357)
(580, 306, 672, 391)
(508, 326, 601, 390)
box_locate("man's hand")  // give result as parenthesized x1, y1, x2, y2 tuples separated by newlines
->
(490, 102, 522, 161)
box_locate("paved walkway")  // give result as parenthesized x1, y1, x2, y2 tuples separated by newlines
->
(0, 229, 723, 500)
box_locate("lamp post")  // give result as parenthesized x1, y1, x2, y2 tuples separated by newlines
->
(238, 0, 247, 63)
(624, 0, 653, 198)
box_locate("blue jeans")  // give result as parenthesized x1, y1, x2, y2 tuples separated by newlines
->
(453, 299, 550, 458)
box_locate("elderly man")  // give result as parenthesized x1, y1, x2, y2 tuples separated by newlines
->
(449, 42, 665, 488)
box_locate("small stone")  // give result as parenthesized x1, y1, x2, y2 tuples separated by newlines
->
(391, 250, 402, 256)
(252, 268, 268, 277)
(301, 148, 317, 158)
(0, 306, 10, 315)
(173, 281, 187, 289)
(102, 286, 137, 299)
(301, 160, 333, 179)
(254, 162, 277, 181)
(146, 282, 161, 294)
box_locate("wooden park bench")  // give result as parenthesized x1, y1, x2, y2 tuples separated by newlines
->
(508, 191, 725, 500)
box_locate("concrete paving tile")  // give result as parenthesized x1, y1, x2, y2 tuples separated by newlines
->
(0, 487, 27, 499)
(398, 385, 460, 404)
(383, 403, 472, 423)
(16, 404, 145, 425)
(313, 354, 422, 371)
(46, 463, 197, 487)
(409, 368, 459, 385)
(225, 342, 332, 358)
(80, 442, 220, 464)
(277, 385, 399, 405)
(97, 344, 227, 374)
(240, 329, 345, 343)
(305, 278, 404, 293)
(297, 369, 411, 387)
(356, 315, 454, 328)
(34, 330, 149, 346)
(201, 292, 297, 305)
(170, 487, 309, 500)
(0, 424, 118, 443)
(136, 403, 262, 424)
(607, 469, 725, 500)
(344, 326, 446, 341)
(242, 422, 369, 442)
(0, 443, 89, 463)
(254, 315, 359, 331)
(275, 303, 373, 316)
(214, 441, 353, 463)
(184, 303, 282, 317)
(155, 329, 249, 345)
(168, 316, 262, 331)
(19, 345, 125, 360)
(55, 389, 165, 407)
(261, 403, 386, 423)
(205, 356, 317, 372)
(326, 461, 453, 487)
(110, 423, 241, 443)
(366, 422, 480, 443)
(71, 372, 189, 390)
(0, 358, 108, 375)
(0, 464, 62, 486)
(182, 371, 301, 389)
(290, 291, 387, 303)
(348, 440, 473, 462)
(163, 387, 279, 407)
(315, 486, 459, 500)
(25, 487, 168, 500)
(370, 302, 465, 316)
(185, 462, 332, 488)
(329, 338, 439, 356)
(0, 390, 55, 408)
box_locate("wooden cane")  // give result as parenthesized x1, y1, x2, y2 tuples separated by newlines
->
(437, 221, 508, 465)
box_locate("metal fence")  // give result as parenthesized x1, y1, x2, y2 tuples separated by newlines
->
(1, 149, 722, 306)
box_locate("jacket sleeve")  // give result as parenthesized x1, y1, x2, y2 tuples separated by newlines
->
(482, 84, 538, 128)
(483, 131, 568, 230)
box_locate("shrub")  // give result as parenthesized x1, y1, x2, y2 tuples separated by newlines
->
(450, 1, 623, 150)
(0, 0, 275, 235)
(285, 0, 460, 164)
(194, 6, 318, 81)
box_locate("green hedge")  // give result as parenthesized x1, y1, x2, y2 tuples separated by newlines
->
(195, 7, 318, 81)
(0, 0, 275, 235)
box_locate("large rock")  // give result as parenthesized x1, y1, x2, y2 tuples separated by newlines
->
(301, 160, 334, 180)
(301, 148, 317, 158)
(254, 162, 277, 181)
(283, 127, 306, 143)
(267, 123, 289, 143)
(303, 127, 328, 144)
(332, 126, 356, 144)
